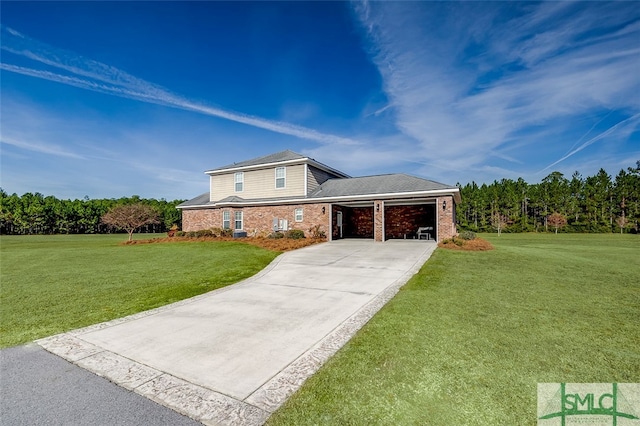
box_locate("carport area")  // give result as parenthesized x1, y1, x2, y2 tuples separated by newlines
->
(384, 202, 437, 240)
(331, 203, 374, 239)
(331, 200, 437, 241)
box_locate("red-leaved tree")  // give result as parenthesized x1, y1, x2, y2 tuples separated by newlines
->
(101, 203, 160, 241)
(547, 212, 567, 234)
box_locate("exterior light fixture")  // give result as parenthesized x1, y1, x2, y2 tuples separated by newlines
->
(443, 200, 447, 210)
(376, 203, 380, 212)
(322, 206, 326, 214)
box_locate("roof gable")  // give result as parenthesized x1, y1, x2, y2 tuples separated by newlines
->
(210, 150, 305, 172)
(205, 149, 350, 178)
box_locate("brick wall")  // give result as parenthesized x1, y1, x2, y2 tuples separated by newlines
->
(182, 209, 222, 231)
(374, 200, 383, 241)
(182, 203, 330, 238)
(384, 204, 434, 240)
(437, 196, 457, 240)
(183, 197, 457, 241)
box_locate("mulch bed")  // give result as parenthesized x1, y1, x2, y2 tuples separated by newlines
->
(437, 237, 494, 251)
(123, 236, 327, 252)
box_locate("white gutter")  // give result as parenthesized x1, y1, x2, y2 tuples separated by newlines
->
(178, 187, 461, 209)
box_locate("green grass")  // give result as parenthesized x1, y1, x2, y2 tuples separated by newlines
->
(268, 233, 640, 425)
(0, 234, 279, 348)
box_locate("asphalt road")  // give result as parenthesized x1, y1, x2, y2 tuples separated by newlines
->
(0, 344, 200, 426)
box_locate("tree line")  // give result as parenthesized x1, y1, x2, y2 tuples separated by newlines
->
(0, 189, 184, 235)
(456, 161, 640, 234)
(2, 161, 639, 236)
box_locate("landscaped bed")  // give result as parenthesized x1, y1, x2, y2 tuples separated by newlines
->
(126, 235, 326, 252)
(268, 233, 640, 425)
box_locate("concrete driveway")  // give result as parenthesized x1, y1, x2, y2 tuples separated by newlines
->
(38, 240, 436, 425)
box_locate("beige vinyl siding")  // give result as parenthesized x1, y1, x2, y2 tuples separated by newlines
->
(307, 166, 337, 194)
(210, 164, 306, 201)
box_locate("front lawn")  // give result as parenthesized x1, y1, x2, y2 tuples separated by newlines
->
(268, 233, 640, 425)
(0, 234, 279, 348)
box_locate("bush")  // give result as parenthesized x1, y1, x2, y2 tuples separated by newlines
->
(442, 237, 464, 246)
(220, 228, 233, 237)
(195, 229, 213, 237)
(209, 227, 223, 237)
(459, 230, 476, 240)
(286, 229, 306, 240)
(268, 232, 285, 239)
(308, 225, 326, 239)
(175, 231, 186, 237)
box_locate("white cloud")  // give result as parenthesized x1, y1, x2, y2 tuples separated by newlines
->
(0, 26, 361, 147)
(352, 1, 640, 176)
(0, 135, 85, 159)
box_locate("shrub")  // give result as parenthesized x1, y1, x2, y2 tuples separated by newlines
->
(175, 231, 186, 237)
(195, 229, 213, 237)
(459, 230, 476, 240)
(220, 228, 233, 237)
(286, 229, 306, 240)
(268, 232, 285, 239)
(186, 231, 198, 238)
(308, 225, 326, 239)
(442, 237, 464, 246)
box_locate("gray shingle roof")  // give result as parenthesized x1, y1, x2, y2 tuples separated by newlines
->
(211, 150, 306, 172)
(177, 192, 210, 208)
(309, 174, 456, 198)
(178, 173, 458, 208)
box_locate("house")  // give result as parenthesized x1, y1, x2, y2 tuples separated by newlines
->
(177, 150, 461, 242)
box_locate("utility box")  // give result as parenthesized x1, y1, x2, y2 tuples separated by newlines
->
(233, 231, 247, 238)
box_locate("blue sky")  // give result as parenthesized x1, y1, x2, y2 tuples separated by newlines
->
(1, 1, 638, 200)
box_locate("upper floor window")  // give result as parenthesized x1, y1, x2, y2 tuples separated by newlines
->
(235, 172, 244, 192)
(275, 167, 286, 189)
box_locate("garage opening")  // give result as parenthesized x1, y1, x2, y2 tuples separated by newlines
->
(331, 204, 374, 239)
(384, 203, 436, 240)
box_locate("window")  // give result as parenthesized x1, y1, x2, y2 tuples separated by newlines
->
(234, 211, 243, 230)
(235, 172, 244, 192)
(223, 211, 230, 229)
(275, 167, 286, 189)
(295, 208, 303, 222)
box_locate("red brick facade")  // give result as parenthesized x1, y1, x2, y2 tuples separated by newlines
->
(183, 197, 457, 241)
(183, 203, 330, 238)
(436, 196, 457, 240)
(374, 200, 384, 241)
(384, 204, 436, 240)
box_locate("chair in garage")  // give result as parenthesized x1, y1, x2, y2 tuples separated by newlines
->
(416, 227, 433, 240)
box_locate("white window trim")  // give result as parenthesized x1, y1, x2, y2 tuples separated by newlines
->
(234, 211, 243, 230)
(275, 167, 286, 189)
(222, 211, 230, 229)
(235, 172, 244, 192)
(294, 208, 303, 222)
